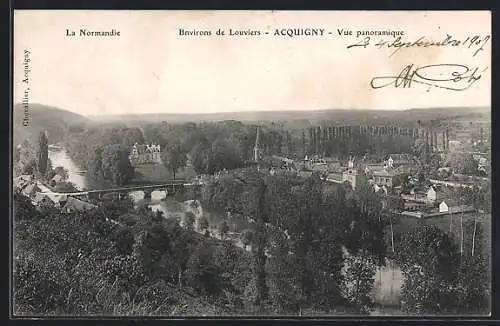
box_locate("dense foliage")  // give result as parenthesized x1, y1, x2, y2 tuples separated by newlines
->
(394, 225, 490, 315)
(64, 128, 139, 188)
(13, 192, 254, 316)
(13, 109, 491, 316)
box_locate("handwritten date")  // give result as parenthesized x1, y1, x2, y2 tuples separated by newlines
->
(370, 64, 487, 91)
(347, 34, 490, 58)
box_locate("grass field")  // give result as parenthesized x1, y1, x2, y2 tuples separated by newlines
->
(129, 164, 197, 185)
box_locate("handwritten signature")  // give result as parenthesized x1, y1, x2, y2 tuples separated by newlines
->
(370, 64, 487, 91)
(347, 34, 490, 58)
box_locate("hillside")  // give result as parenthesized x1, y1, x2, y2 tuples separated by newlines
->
(89, 106, 490, 128)
(13, 103, 91, 147)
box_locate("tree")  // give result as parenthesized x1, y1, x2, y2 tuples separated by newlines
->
(184, 212, 196, 230)
(190, 139, 212, 175)
(343, 249, 377, 313)
(240, 229, 255, 250)
(185, 246, 222, 295)
(446, 153, 478, 175)
(210, 138, 243, 173)
(266, 230, 301, 313)
(395, 226, 459, 314)
(112, 227, 135, 255)
(162, 145, 187, 182)
(412, 139, 428, 163)
(37, 131, 49, 176)
(87, 148, 107, 189)
(218, 221, 229, 239)
(101, 144, 135, 187)
(199, 216, 209, 232)
(387, 195, 405, 213)
(455, 227, 490, 314)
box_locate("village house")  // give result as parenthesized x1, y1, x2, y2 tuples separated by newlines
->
(326, 171, 343, 184)
(32, 192, 56, 207)
(50, 174, 64, 187)
(439, 199, 474, 214)
(341, 158, 365, 190)
(305, 155, 328, 171)
(342, 168, 361, 189)
(386, 154, 413, 168)
(48, 193, 68, 207)
(372, 169, 396, 188)
(21, 183, 41, 199)
(129, 142, 162, 166)
(60, 197, 98, 214)
(364, 163, 387, 175)
(404, 200, 428, 211)
(448, 140, 462, 152)
(425, 185, 455, 204)
(33, 192, 69, 209)
(271, 155, 296, 171)
(326, 160, 342, 172)
(401, 186, 427, 203)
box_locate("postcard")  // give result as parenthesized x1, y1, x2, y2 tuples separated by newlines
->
(12, 10, 491, 318)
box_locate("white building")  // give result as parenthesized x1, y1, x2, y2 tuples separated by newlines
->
(439, 199, 474, 214)
(129, 142, 162, 166)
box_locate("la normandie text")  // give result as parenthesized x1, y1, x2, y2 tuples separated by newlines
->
(66, 29, 121, 37)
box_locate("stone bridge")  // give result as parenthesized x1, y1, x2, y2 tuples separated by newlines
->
(60, 180, 200, 200)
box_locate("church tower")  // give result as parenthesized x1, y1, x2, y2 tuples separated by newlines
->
(254, 126, 263, 162)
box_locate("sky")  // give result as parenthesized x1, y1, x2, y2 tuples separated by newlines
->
(14, 10, 491, 116)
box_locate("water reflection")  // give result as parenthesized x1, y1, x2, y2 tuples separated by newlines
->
(48, 149, 87, 190)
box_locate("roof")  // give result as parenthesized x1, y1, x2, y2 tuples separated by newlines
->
(22, 183, 41, 195)
(330, 166, 344, 173)
(51, 174, 64, 182)
(441, 198, 462, 207)
(32, 192, 48, 202)
(388, 154, 412, 162)
(271, 155, 294, 164)
(427, 186, 437, 193)
(298, 171, 313, 179)
(47, 193, 68, 203)
(343, 168, 359, 176)
(373, 169, 395, 177)
(393, 165, 411, 174)
(327, 172, 343, 181)
(131, 144, 160, 154)
(364, 164, 387, 172)
(61, 197, 97, 211)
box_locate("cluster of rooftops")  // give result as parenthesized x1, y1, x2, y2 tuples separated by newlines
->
(14, 175, 97, 213)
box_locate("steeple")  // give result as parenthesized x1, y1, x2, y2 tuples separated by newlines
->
(254, 126, 262, 162)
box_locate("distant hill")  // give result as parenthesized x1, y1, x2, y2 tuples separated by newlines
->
(13, 104, 490, 147)
(13, 103, 91, 147)
(89, 106, 490, 128)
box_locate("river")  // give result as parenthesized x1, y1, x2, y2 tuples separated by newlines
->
(48, 148, 169, 212)
(48, 149, 87, 190)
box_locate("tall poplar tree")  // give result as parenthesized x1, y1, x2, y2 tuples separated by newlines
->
(37, 131, 49, 176)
